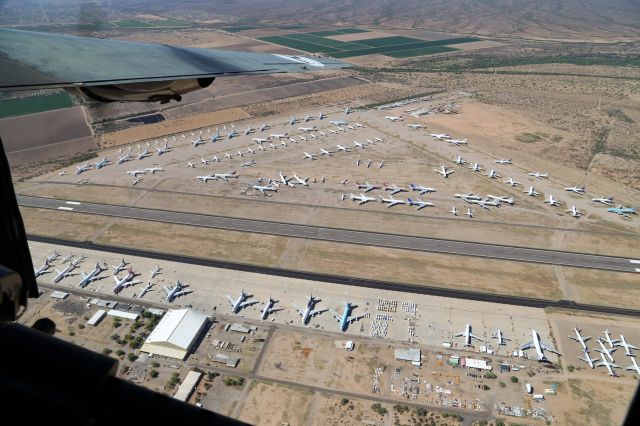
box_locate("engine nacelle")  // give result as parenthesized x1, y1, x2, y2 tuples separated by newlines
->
(80, 77, 215, 103)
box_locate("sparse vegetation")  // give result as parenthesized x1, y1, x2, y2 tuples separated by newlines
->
(102, 348, 112, 355)
(340, 398, 349, 406)
(116, 349, 126, 357)
(127, 353, 138, 362)
(223, 376, 245, 387)
(485, 372, 497, 379)
(511, 376, 519, 383)
(371, 402, 388, 416)
(567, 365, 576, 372)
(149, 369, 159, 378)
(167, 373, 180, 389)
(499, 381, 506, 388)
(515, 132, 543, 143)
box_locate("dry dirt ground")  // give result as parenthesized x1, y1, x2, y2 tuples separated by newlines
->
(239, 381, 314, 426)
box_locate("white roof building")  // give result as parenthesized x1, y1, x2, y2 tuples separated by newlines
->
(394, 348, 421, 366)
(464, 358, 492, 370)
(87, 310, 106, 326)
(140, 309, 209, 360)
(173, 371, 202, 402)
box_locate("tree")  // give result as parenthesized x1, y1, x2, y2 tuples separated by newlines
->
(485, 372, 497, 379)
(510, 376, 519, 383)
(151, 361, 160, 368)
(499, 381, 506, 388)
(102, 348, 112, 355)
(567, 365, 575, 372)
(127, 353, 138, 362)
(116, 349, 126, 357)
(150, 370, 159, 378)
(340, 398, 349, 406)
(415, 407, 428, 417)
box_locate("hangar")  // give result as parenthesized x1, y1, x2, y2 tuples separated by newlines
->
(140, 309, 209, 360)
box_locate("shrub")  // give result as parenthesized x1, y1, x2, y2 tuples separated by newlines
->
(116, 349, 126, 357)
(127, 353, 138, 362)
(102, 348, 112, 355)
(510, 376, 519, 383)
(340, 398, 349, 406)
(150, 370, 159, 378)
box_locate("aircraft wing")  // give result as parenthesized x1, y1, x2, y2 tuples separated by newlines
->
(519, 341, 534, 350)
(540, 342, 560, 354)
(329, 309, 341, 321)
(226, 295, 235, 306)
(347, 315, 365, 324)
(0, 29, 348, 91)
(453, 332, 464, 337)
(310, 308, 329, 317)
(470, 333, 484, 342)
(239, 300, 257, 308)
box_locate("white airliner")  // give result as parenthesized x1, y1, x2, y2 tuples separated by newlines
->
(616, 335, 639, 356)
(329, 302, 365, 332)
(602, 329, 620, 348)
(126, 169, 146, 178)
(431, 133, 451, 140)
(148, 265, 161, 279)
(408, 198, 434, 210)
(592, 196, 614, 205)
(213, 171, 238, 182)
(78, 262, 107, 288)
(241, 159, 256, 167)
(410, 183, 436, 195)
(33, 260, 52, 278)
(253, 137, 269, 144)
(320, 148, 333, 156)
(350, 193, 376, 205)
(519, 330, 561, 361)
(186, 162, 195, 168)
(117, 153, 131, 164)
(529, 172, 548, 179)
(260, 297, 283, 320)
(454, 323, 484, 346)
(353, 141, 365, 149)
(467, 198, 500, 209)
(465, 207, 475, 218)
(565, 186, 586, 194)
(595, 353, 620, 376)
(492, 330, 510, 346)
(259, 123, 269, 131)
(253, 184, 278, 195)
(357, 181, 380, 193)
(569, 327, 591, 350)
(330, 120, 348, 126)
(138, 282, 154, 299)
(566, 205, 584, 217)
(278, 170, 291, 185)
(485, 169, 501, 179)
(298, 126, 316, 132)
(385, 116, 403, 122)
(191, 136, 205, 147)
(504, 177, 520, 187)
(156, 144, 171, 155)
(293, 295, 327, 325)
(112, 268, 142, 294)
(74, 162, 91, 175)
(53, 263, 79, 284)
(487, 195, 514, 205)
(578, 350, 597, 369)
(407, 124, 424, 129)
(243, 127, 254, 135)
(336, 144, 351, 152)
(112, 258, 127, 275)
(524, 186, 540, 197)
(137, 149, 152, 160)
(317, 112, 326, 120)
(379, 195, 406, 208)
(595, 338, 617, 362)
(454, 193, 482, 202)
(449, 206, 458, 216)
(145, 166, 163, 174)
(270, 133, 288, 139)
(434, 164, 454, 178)
(448, 138, 468, 146)
(344, 107, 352, 114)
(626, 358, 640, 375)
(164, 281, 191, 302)
(197, 173, 216, 183)
(494, 159, 512, 165)
(453, 155, 466, 165)
(543, 194, 562, 206)
(384, 183, 407, 195)
(226, 290, 258, 314)
(304, 152, 317, 160)
(469, 163, 482, 172)
(293, 173, 309, 186)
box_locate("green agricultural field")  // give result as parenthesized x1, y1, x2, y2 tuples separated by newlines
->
(385, 46, 459, 58)
(259, 30, 479, 59)
(148, 19, 190, 27)
(259, 36, 340, 54)
(0, 93, 73, 119)
(308, 28, 369, 36)
(113, 19, 152, 28)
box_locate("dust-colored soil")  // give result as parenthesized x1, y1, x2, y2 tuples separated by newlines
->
(239, 381, 314, 426)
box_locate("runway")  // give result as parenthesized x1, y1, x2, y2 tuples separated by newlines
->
(29, 235, 640, 318)
(19, 194, 640, 273)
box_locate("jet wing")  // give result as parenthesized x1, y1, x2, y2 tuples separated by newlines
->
(310, 308, 328, 317)
(173, 290, 192, 298)
(329, 309, 342, 321)
(239, 300, 257, 308)
(519, 341, 534, 350)
(470, 334, 484, 342)
(540, 342, 560, 354)
(0, 29, 349, 90)
(347, 314, 365, 324)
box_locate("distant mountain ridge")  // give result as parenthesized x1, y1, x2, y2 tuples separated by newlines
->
(202, 0, 640, 40)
